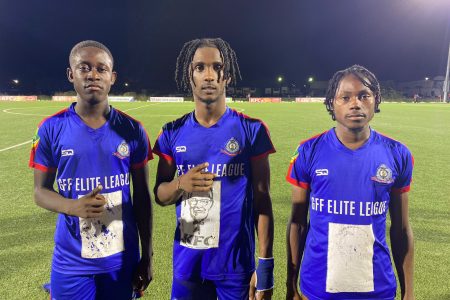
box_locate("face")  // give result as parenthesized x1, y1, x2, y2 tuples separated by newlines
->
(188, 197, 213, 221)
(67, 47, 116, 104)
(190, 47, 229, 104)
(332, 74, 375, 132)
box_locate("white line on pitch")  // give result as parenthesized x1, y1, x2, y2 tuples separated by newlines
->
(0, 140, 32, 152)
(2, 108, 48, 116)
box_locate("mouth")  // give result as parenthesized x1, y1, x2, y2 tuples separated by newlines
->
(346, 113, 366, 120)
(201, 85, 217, 92)
(85, 84, 102, 91)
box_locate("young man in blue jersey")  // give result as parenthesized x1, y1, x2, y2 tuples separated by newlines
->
(286, 65, 414, 300)
(153, 38, 275, 300)
(30, 40, 153, 299)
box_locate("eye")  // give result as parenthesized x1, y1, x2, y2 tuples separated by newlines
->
(194, 64, 204, 72)
(342, 96, 350, 101)
(359, 94, 371, 101)
(79, 65, 90, 72)
(213, 64, 223, 71)
(97, 67, 107, 73)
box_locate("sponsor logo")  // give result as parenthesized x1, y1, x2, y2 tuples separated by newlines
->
(371, 164, 394, 184)
(221, 137, 241, 156)
(113, 141, 130, 159)
(176, 146, 187, 153)
(315, 169, 329, 176)
(61, 149, 74, 157)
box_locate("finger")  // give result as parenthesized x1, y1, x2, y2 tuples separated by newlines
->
(95, 194, 106, 201)
(192, 162, 209, 172)
(90, 185, 103, 196)
(191, 181, 214, 188)
(90, 197, 107, 206)
(199, 173, 216, 180)
(192, 186, 214, 192)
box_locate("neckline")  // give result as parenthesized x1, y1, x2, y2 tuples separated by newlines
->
(331, 127, 375, 154)
(190, 106, 230, 129)
(70, 102, 112, 132)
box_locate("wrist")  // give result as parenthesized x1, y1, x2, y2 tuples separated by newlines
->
(176, 176, 184, 193)
(256, 257, 274, 291)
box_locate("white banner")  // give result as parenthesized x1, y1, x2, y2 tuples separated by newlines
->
(148, 97, 184, 103)
(109, 96, 135, 102)
(295, 97, 324, 103)
(52, 96, 77, 102)
(0, 95, 37, 101)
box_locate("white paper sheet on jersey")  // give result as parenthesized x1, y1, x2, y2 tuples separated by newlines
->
(326, 222, 375, 293)
(179, 181, 221, 249)
(79, 190, 125, 259)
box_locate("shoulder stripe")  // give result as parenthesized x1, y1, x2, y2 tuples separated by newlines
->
(38, 108, 69, 127)
(298, 130, 329, 146)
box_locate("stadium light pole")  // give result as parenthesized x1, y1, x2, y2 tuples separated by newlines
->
(12, 79, 19, 85)
(443, 42, 450, 103)
(308, 77, 314, 83)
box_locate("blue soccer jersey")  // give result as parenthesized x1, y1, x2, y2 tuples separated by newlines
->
(153, 107, 275, 280)
(286, 129, 413, 300)
(29, 103, 153, 275)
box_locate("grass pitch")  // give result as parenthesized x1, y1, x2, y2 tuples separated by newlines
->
(0, 100, 449, 299)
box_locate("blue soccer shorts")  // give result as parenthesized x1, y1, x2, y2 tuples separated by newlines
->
(50, 266, 135, 300)
(171, 274, 252, 300)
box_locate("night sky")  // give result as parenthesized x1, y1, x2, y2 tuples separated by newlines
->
(1, 0, 449, 94)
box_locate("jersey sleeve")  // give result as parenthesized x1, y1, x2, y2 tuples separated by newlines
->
(29, 121, 57, 172)
(153, 127, 174, 162)
(250, 121, 276, 160)
(286, 144, 311, 190)
(391, 146, 414, 194)
(130, 123, 153, 169)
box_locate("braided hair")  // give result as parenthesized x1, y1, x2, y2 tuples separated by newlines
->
(324, 65, 381, 120)
(175, 38, 241, 92)
(69, 40, 114, 68)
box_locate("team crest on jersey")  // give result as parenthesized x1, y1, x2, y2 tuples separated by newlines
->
(113, 141, 130, 159)
(371, 164, 394, 184)
(221, 137, 241, 156)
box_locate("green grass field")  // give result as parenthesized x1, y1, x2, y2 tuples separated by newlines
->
(0, 100, 449, 299)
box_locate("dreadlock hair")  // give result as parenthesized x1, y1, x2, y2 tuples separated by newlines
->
(175, 38, 242, 92)
(69, 40, 114, 68)
(324, 64, 381, 120)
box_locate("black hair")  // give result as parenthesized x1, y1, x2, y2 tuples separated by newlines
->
(175, 38, 241, 92)
(69, 40, 114, 68)
(324, 64, 381, 120)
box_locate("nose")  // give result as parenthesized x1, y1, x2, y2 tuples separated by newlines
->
(204, 67, 215, 82)
(87, 68, 100, 81)
(349, 96, 362, 108)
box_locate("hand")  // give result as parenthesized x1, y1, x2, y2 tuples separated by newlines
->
(67, 185, 106, 218)
(178, 162, 216, 193)
(249, 272, 273, 300)
(286, 288, 302, 300)
(132, 257, 153, 293)
(285, 279, 302, 300)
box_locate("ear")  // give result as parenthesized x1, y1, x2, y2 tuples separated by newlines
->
(67, 67, 74, 83)
(225, 77, 232, 87)
(111, 71, 117, 86)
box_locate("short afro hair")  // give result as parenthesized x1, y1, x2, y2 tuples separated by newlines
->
(69, 40, 114, 68)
